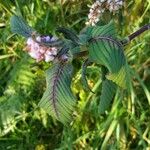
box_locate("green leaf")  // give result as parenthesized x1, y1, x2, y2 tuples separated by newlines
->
(99, 79, 117, 114)
(38, 62, 76, 124)
(88, 37, 125, 73)
(10, 15, 35, 38)
(56, 27, 79, 45)
(92, 20, 117, 38)
(107, 65, 128, 88)
(78, 26, 93, 45)
(81, 59, 94, 93)
(78, 34, 90, 45)
(88, 22, 128, 88)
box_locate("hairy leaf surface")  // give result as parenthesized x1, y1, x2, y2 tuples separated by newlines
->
(10, 15, 35, 38)
(38, 62, 76, 124)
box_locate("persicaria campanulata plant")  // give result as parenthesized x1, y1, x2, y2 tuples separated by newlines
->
(10, 0, 150, 124)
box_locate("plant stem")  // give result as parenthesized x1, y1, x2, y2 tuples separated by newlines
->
(73, 23, 150, 58)
(128, 23, 150, 42)
(117, 23, 150, 45)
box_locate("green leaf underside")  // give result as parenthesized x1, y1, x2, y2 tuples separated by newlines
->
(38, 63, 76, 124)
(10, 15, 34, 38)
(99, 79, 116, 114)
(107, 65, 128, 89)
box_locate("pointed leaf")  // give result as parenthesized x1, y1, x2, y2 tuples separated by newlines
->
(81, 59, 94, 93)
(88, 22, 128, 88)
(38, 62, 76, 124)
(10, 15, 35, 38)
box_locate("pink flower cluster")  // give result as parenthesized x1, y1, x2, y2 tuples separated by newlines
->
(24, 36, 58, 62)
(107, 0, 123, 12)
(86, 0, 123, 26)
(86, 1, 103, 26)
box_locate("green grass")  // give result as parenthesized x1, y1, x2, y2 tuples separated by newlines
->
(0, 0, 150, 149)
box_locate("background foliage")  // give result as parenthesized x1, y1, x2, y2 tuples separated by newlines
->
(0, 0, 150, 149)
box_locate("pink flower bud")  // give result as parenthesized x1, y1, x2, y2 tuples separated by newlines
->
(51, 47, 57, 55)
(45, 54, 54, 62)
(39, 48, 46, 54)
(45, 36, 51, 42)
(27, 38, 33, 45)
(36, 36, 41, 42)
(45, 50, 52, 55)
(29, 51, 41, 59)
